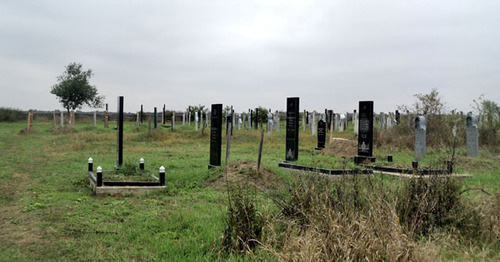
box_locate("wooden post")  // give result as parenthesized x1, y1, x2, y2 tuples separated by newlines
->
(257, 128, 264, 175)
(225, 122, 232, 165)
(329, 112, 334, 143)
(27, 109, 33, 130)
(104, 103, 109, 128)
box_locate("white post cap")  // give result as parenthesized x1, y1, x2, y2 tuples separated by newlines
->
(88, 157, 93, 163)
(140, 158, 145, 163)
(97, 166, 102, 172)
(159, 166, 165, 173)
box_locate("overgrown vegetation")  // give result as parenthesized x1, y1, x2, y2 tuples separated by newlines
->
(0, 107, 25, 122)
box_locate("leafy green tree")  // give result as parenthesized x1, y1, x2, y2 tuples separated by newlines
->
(472, 95, 500, 129)
(187, 104, 208, 118)
(51, 63, 104, 112)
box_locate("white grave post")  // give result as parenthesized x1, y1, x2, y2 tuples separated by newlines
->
(466, 112, 479, 157)
(353, 111, 359, 135)
(182, 112, 186, 126)
(248, 109, 252, 130)
(302, 110, 306, 130)
(195, 111, 199, 131)
(312, 111, 316, 135)
(414, 116, 426, 160)
(237, 114, 242, 131)
(172, 112, 175, 127)
(339, 114, 345, 132)
(267, 110, 273, 136)
(275, 110, 280, 132)
(60, 111, 64, 127)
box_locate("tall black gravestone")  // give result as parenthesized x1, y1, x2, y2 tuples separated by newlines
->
(354, 101, 376, 164)
(254, 108, 259, 129)
(209, 104, 223, 168)
(163, 104, 166, 125)
(285, 97, 299, 161)
(140, 104, 143, 123)
(328, 110, 333, 131)
(117, 96, 124, 168)
(316, 119, 326, 150)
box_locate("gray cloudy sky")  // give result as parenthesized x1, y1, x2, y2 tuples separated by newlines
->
(0, 1, 498, 113)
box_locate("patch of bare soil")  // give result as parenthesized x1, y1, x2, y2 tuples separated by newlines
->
(321, 138, 358, 157)
(48, 126, 77, 134)
(17, 128, 39, 135)
(210, 160, 282, 191)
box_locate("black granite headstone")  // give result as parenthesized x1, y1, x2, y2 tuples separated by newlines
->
(140, 104, 143, 123)
(286, 97, 299, 161)
(328, 110, 333, 130)
(117, 96, 124, 167)
(163, 104, 166, 125)
(316, 120, 326, 149)
(395, 110, 400, 125)
(254, 108, 259, 129)
(154, 107, 157, 129)
(355, 101, 375, 164)
(209, 104, 223, 167)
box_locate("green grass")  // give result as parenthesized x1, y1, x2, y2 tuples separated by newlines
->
(0, 119, 498, 261)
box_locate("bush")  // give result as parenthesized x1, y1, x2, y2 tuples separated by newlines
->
(0, 107, 25, 122)
(222, 186, 263, 254)
(270, 174, 422, 261)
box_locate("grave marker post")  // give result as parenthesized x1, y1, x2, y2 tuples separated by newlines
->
(117, 96, 124, 168)
(70, 110, 75, 128)
(267, 109, 273, 136)
(162, 104, 166, 125)
(312, 111, 316, 135)
(195, 111, 199, 131)
(329, 111, 334, 143)
(354, 101, 376, 164)
(285, 97, 299, 161)
(209, 104, 223, 168)
(172, 111, 175, 128)
(154, 107, 157, 129)
(104, 103, 109, 128)
(466, 112, 479, 157)
(27, 109, 33, 130)
(93, 111, 97, 127)
(275, 110, 280, 132)
(316, 119, 326, 149)
(60, 111, 64, 127)
(254, 108, 259, 129)
(414, 116, 426, 160)
(302, 109, 306, 130)
(140, 104, 143, 123)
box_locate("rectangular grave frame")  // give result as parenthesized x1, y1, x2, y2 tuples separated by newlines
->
(88, 165, 165, 196)
(278, 162, 373, 175)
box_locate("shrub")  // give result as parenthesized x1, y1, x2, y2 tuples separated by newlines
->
(0, 107, 25, 122)
(222, 185, 263, 254)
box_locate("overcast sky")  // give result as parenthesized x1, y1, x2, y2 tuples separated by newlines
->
(0, 1, 498, 113)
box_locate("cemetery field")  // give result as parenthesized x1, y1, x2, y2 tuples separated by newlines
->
(0, 120, 498, 261)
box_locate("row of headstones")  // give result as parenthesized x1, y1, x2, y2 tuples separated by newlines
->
(28, 109, 82, 129)
(413, 112, 479, 159)
(111, 96, 480, 171)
